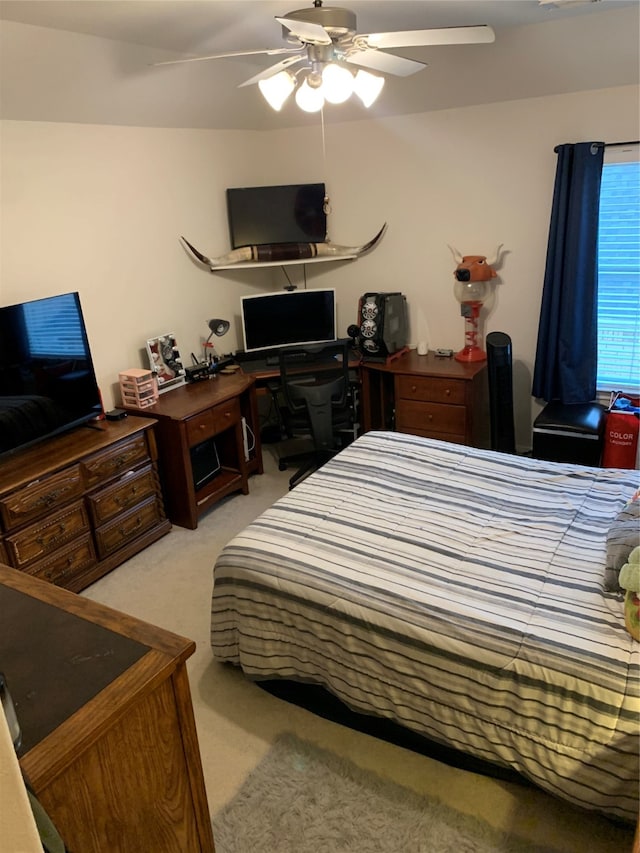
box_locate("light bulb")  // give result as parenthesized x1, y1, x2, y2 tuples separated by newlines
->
(321, 63, 354, 104)
(353, 69, 385, 108)
(295, 78, 325, 113)
(258, 71, 295, 111)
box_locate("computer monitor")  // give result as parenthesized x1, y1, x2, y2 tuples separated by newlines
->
(240, 289, 337, 353)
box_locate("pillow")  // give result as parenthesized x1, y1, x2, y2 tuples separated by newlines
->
(604, 494, 640, 591)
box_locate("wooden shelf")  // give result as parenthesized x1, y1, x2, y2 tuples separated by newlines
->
(210, 253, 357, 271)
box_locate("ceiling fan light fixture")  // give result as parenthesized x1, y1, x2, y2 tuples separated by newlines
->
(295, 77, 325, 112)
(258, 70, 296, 110)
(353, 69, 385, 108)
(321, 63, 354, 104)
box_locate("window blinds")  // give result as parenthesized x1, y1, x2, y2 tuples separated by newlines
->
(597, 146, 640, 393)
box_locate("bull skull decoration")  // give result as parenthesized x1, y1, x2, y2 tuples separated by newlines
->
(448, 244, 505, 363)
(181, 224, 387, 271)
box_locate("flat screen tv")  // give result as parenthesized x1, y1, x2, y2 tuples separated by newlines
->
(0, 292, 103, 458)
(227, 183, 327, 249)
(241, 289, 337, 353)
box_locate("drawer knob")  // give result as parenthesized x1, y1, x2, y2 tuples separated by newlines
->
(411, 385, 417, 393)
(445, 389, 451, 396)
(428, 414, 433, 421)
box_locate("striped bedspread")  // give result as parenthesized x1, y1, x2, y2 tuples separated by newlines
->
(211, 431, 640, 820)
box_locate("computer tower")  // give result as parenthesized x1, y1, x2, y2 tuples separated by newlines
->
(356, 292, 408, 361)
(190, 438, 221, 490)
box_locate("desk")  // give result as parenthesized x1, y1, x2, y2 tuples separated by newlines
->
(1, 564, 215, 853)
(361, 350, 489, 448)
(122, 373, 262, 529)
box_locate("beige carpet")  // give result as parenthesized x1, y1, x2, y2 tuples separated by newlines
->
(82, 446, 634, 853)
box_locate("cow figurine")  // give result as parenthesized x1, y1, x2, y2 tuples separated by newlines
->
(448, 245, 504, 282)
(447, 245, 505, 363)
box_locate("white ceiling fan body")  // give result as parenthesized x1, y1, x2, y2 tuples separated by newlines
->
(155, 1, 496, 90)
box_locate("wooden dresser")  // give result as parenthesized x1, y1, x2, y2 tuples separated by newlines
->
(0, 417, 171, 592)
(0, 565, 215, 853)
(361, 349, 489, 447)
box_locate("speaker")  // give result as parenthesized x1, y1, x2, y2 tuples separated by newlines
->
(355, 292, 408, 361)
(486, 331, 516, 454)
(190, 438, 221, 490)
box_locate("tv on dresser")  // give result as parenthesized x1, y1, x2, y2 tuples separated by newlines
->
(0, 292, 103, 458)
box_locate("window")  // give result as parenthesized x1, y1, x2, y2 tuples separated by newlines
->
(597, 143, 640, 393)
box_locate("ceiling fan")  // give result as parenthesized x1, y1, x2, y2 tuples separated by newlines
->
(155, 1, 496, 112)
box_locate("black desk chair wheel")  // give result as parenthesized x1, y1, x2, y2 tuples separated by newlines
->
(277, 340, 355, 490)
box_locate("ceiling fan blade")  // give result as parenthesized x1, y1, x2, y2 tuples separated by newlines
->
(275, 15, 332, 46)
(238, 55, 306, 88)
(364, 25, 495, 50)
(153, 47, 301, 67)
(345, 49, 426, 77)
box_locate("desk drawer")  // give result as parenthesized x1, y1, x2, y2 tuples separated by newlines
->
(185, 399, 240, 446)
(396, 375, 466, 405)
(396, 401, 466, 436)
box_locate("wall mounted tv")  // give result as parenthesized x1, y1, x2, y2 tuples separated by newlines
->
(227, 183, 327, 249)
(241, 289, 337, 353)
(0, 291, 103, 458)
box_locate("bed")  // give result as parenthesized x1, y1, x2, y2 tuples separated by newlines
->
(211, 431, 639, 821)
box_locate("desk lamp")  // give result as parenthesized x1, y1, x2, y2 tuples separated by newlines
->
(204, 319, 230, 364)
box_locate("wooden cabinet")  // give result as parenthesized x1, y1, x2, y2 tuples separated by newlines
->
(0, 418, 171, 592)
(122, 373, 263, 529)
(0, 565, 215, 853)
(361, 350, 489, 447)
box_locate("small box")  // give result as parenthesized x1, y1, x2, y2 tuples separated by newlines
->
(119, 369, 159, 409)
(532, 401, 606, 466)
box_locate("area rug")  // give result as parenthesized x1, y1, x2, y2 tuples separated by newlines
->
(212, 733, 553, 853)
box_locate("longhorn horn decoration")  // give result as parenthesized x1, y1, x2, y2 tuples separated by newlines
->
(180, 224, 387, 271)
(485, 243, 505, 269)
(448, 245, 464, 264)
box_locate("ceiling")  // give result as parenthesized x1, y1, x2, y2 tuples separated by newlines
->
(1, 0, 638, 130)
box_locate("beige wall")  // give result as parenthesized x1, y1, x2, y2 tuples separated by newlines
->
(1, 83, 638, 447)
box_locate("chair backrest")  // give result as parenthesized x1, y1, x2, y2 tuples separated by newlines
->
(486, 331, 516, 454)
(279, 340, 351, 451)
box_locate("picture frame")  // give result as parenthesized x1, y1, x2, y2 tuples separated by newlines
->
(146, 333, 186, 394)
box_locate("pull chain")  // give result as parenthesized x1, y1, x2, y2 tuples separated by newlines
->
(320, 108, 332, 229)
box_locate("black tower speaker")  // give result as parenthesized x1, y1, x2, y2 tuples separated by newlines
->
(355, 292, 408, 361)
(486, 331, 516, 454)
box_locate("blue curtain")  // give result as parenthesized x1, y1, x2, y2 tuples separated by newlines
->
(532, 142, 604, 403)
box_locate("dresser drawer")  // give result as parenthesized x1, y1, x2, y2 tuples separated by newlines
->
(94, 497, 163, 559)
(5, 500, 91, 569)
(81, 435, 150, 490)
(396, 401, 466, 436)
(87, 465, 158, 526)
(24, 534, 97, 587)
(396, 375, 467, 405)
(0, 466, 84, 532)
(185, 398, 241, 446)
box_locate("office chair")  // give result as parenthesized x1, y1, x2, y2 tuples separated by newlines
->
(486, 331, 517, 454)
(277, 340, 355, 490)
